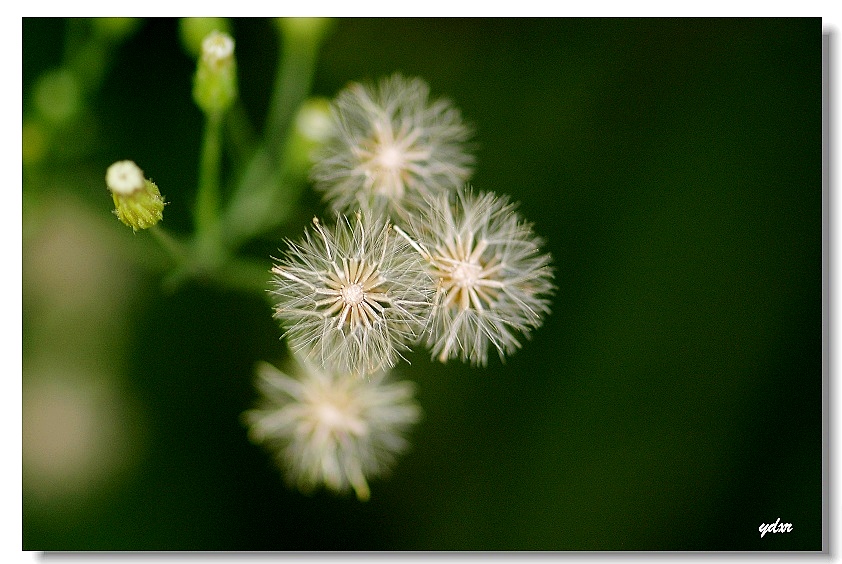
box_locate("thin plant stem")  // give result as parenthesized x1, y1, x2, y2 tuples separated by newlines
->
(194, 110, 225, 265)
(149, 224, 189, 264)
(225, 101, 258, 176)
(265, 27, 321, 159)
(220, 22, 329, 249)
(217, 256, 274, 296)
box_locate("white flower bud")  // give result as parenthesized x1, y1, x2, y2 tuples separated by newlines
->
(105, 160, 165, 231)
(201, 30, 234, 68)
(193, 31, 237, 115)
(105, 160, 145, 195)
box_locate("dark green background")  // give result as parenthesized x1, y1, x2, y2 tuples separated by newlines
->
(22, 18, 822, 550)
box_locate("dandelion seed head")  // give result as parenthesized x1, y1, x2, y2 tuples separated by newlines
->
(243, 360, 421, 501)
(311, 74, 474, 218)
(406, 188, 556, 366)
(271, 212, 433, 376)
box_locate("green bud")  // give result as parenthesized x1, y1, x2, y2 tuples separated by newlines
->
(106, 161, 165, 231)
(295, 97, 333, 144)
(192, 30, 238, 115)
(179, 18, 232, 58)
(285, 97, 333, 175)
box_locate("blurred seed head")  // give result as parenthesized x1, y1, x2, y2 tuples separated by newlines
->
(311, 73, 474, 219)
(243, 359, 421, 501)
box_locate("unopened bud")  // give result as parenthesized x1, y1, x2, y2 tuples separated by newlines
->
(106, 160, 165, 231)
(295, 97, 333, 144)
(193, 30, 238, 115)
(284, 97, 333, 177)
(201, 31, 234, 67)
(179, 18, 232, 58)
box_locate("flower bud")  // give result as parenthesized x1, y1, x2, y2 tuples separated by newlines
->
(283, 97, 333, 179)
(105, 160, 165, 231)
(192, 30, 238, 115)
(178, 18, 232, 58)
(295, 97, 333, 145)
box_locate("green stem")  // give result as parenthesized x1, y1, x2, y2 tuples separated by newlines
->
(265, 29, 320, 158)
(220, 21, 330, 249)
(149, 224, 189, 264)
(225, 101, 258, 175)
(216, 256, 274, 295)
(194, 110, 225, 265)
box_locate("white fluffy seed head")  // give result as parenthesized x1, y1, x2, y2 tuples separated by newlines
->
(243, 359, 421, 501)
(404, 187, 556, 366)
(270, 212, 433, 376)
(310, 73, 475, 219)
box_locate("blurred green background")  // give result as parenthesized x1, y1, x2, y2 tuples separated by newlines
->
(22, 18, 821, 551)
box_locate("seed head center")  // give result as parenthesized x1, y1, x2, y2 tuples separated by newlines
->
(340, 283, 365, 305)
(451, 261, 483, 288)
(315, 400, 367, 436)
(377, 144, 404, 171)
